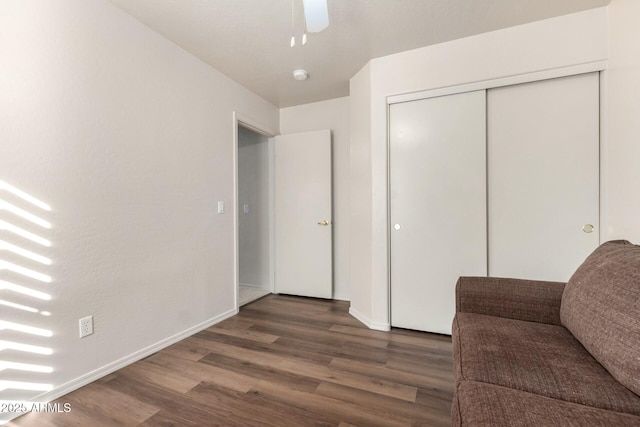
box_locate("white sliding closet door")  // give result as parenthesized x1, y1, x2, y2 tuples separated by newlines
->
(390, 91, 487, 334)
(488, 73, 600, 282)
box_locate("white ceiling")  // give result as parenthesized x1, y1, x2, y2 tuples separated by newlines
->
(107, 0, 609, 108)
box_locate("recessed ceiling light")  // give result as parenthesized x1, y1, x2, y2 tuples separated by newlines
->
(293, 69, 308, 81)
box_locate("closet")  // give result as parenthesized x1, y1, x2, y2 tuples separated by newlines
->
(389, 72, 600, 334)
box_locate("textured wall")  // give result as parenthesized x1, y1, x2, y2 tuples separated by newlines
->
(605, 0, 640, 244)
(348, 66, 374, 322)
(0, 0, 277, 415)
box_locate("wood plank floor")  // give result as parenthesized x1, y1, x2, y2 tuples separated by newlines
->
(8, 295, 454, 426)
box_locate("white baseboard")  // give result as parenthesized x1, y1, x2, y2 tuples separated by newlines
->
(0, 308, 237, 425)
(349, 306, 391, 332)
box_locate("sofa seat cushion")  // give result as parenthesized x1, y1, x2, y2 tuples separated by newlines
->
(453, 312, 640, 415)
(561, 240, 640, 396)
(452, 381, 640, 427)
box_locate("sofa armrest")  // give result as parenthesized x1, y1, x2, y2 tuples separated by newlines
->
(455, 276, 566, 326)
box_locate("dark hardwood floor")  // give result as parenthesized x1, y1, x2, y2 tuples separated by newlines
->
(8, 295, 454, 426)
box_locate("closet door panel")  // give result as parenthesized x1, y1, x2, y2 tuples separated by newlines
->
(390, 90, 487, 334)
(488, 73, 600, 282)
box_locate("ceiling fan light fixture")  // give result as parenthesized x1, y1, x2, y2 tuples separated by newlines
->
(289, 0, 296, 47)
(293, 69, 308, 81)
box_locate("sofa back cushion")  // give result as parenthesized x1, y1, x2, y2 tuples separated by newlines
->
(561, 240, 640, 396)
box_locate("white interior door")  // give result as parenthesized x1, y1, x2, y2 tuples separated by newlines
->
(274, 129, 332, 298)
(390, 91, 487, 334)
(487, 73, 600, 282)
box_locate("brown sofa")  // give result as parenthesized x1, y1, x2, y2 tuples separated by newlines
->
(451, 240, 640, 426)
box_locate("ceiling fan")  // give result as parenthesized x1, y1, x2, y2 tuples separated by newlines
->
(303, 0, 329, 33)
(290, 0, 328, 48)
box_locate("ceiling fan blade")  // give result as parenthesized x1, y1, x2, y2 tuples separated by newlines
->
(303, 0, 329, 33)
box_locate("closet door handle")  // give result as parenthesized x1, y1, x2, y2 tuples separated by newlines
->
(317, 220, 330, 226)
(582, 224, 594, 233)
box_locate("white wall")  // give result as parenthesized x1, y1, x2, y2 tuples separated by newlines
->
(238, 127, 270, 289)
(349, 8, 609, 330)
(280, 97, 351, 301)
(348, 65, 374, 325)
(605, 0, 640, 243)
(0, 0, 278, 416)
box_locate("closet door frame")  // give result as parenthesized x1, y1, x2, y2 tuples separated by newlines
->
(386, 61, 607, 330)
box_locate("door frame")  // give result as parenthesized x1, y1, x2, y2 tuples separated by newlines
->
(232, 112, 277, 312)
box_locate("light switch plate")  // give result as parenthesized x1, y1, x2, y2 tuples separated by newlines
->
(217, 201, 224, 214)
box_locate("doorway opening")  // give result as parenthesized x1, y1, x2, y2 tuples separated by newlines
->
(233, 113, 276, 310)
(237, 126, 270, 306)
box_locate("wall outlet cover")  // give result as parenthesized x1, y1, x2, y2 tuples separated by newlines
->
(79, 315, 94, 338)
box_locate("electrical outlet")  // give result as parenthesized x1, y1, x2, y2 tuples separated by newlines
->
(79, 316, 93, 338)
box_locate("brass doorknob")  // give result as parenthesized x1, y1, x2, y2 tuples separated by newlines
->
(317, 220, 330, 226)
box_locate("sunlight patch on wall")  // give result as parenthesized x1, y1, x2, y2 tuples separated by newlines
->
(0, 181, 51, 212)
(0, 201, 51, 229)
(0, 181, 54, 403)
(0, 221, 51, 247)
(0, 242, 51, 265)
(0, 300, 38, 313)
(0, 341, 52, 355)
(0, 361, 53, 374)
(0, 381, 52, 392)
(0, 280, 51, 301)
(0, 321, 52, 338)
(0, 260, 51, 283)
